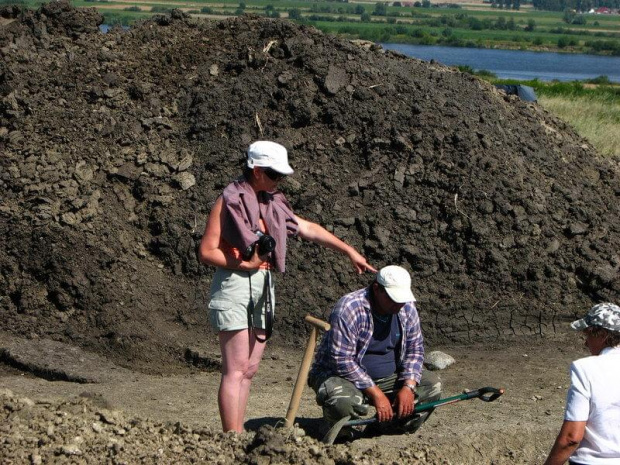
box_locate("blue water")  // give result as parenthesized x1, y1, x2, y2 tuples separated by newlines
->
(99, 24, 130, 33)
(381, 43, 620, 83)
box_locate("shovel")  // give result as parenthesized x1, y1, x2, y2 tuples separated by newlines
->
(322, 386, 504, 445)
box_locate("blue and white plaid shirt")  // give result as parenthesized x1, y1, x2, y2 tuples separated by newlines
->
(309, 287, 425, 390)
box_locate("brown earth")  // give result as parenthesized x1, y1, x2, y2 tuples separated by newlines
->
(0, 2, 619, 463)
(0, 332, 589, 464)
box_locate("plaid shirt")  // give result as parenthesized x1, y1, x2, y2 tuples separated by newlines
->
(309, 287, 425, 390)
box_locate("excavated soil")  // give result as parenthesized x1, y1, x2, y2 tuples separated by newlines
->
(1, 2, 619, 463)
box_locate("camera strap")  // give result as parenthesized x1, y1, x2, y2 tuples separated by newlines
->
(247, 270, 273, 343)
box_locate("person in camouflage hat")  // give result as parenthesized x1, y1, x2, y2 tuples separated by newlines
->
(544, 302, 620, 465)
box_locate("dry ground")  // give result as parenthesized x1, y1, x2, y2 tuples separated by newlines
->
(1, 332, 586, 464)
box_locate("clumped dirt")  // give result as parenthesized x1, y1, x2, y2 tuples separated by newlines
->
(0, 2, 619, 462)
(0, 388, 355, 465)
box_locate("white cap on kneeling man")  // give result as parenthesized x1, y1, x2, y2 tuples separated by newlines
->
(376, 265, 416, 303)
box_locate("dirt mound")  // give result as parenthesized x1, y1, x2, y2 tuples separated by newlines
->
(0, 389, 445, 464)
(1, 3, 619, 369)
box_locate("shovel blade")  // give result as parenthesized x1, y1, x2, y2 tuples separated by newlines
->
(321, 415, 351, 445)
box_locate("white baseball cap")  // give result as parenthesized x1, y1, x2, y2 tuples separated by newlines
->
(247, 141, 294, 175)
(376, 265, 416, 303)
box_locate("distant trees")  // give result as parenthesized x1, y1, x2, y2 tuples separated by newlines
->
(525, 18, 536, 31)
(563, 8, 587, 24)
(533, 0, 620, 12)
(492, 0, 521, 9)
(288, 8, 302, 20)
(265, 4, 280, 18)
(373, 2, 388, 15)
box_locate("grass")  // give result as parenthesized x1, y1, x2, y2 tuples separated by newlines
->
(537, 94, 620, 157)
(483, 78, 620, 157)
(6, 0, 620, 55)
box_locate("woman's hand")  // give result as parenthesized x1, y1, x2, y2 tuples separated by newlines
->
(239, 247, 265, 271)
(347, 249, 377, 274)
(295, 216, 376, 273)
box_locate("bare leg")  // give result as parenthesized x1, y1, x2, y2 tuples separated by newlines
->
(218, 329, 266, 432)
(237, 328, 267, 429)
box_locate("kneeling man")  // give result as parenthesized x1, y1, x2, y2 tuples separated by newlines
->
(308, 265, 441, 437)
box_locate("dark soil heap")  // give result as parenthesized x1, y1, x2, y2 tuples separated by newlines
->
(1, 3, 618, 369)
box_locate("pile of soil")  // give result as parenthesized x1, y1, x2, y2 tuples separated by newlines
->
(1, 388, 448, 464)
(1, 2, 619, 371)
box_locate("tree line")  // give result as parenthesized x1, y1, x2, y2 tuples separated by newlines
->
(533, 0, 620, 11)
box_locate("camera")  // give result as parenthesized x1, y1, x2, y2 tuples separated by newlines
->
(243, 231, 276, 260)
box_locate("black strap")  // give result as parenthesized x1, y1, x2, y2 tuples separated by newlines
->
(248, 271, 273, 343)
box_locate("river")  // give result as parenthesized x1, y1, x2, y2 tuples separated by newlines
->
(98, 24, 620, 83)
(381, 44, 620, 83)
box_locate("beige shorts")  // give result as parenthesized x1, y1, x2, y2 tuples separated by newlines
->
(208, 268, 276, 332)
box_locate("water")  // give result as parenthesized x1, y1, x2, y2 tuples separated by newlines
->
(381, 44, 620, 83)
(99, 24, 130, 33)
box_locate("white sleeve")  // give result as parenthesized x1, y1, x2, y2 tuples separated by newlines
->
(564, 361, 590, 421)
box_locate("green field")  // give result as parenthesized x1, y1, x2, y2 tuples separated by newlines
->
(4, 0, 619, 156)
(5, 0, 619, 55)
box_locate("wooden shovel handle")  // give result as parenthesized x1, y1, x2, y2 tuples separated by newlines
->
(304, 314, 330, 332)
(283, 315, 330, 427)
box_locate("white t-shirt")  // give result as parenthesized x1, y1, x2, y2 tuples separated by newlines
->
(564, 346, 620, 464)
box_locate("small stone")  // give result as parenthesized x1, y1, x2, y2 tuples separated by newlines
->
(19, 397, 35, 407)
(60, 444, 82, 456)
(424, 351, 455, 371)
(174, 172, 196, 190)
(177, 155, 193, 172)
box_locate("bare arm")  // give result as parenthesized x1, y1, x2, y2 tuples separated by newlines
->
(544, 420, 586, 465)
(295, 215, 376, 274)
(198, 196, 263, 271)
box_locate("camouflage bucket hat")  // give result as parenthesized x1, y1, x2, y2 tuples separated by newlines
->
(571, 303, 620, 333)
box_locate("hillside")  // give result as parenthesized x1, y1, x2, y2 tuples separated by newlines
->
(1, 2, 618, 370)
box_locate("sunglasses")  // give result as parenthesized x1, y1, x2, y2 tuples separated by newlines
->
(263, 168, 286, 182)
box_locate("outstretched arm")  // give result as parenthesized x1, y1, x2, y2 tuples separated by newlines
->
(544, 420, 586, 465)
(295, 215, 376, 274)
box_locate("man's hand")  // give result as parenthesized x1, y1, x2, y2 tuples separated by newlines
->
(394, 385, 415, 418)
(364, 386, 394, 422)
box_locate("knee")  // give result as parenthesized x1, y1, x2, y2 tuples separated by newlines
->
(243, 362, 260, 380)
(323, 395, 365, 422)
(419, 371, 442, 401)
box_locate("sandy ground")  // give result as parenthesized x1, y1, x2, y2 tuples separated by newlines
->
(0, 334, 586, 464)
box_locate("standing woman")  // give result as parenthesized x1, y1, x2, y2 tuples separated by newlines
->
(544, 303, 620, 465)
(199, 141, 376, 433)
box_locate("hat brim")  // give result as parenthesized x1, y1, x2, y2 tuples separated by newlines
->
(570, 318, 589, 331)
(384, 287, 416, 304)
(270, 163, 294, 175)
